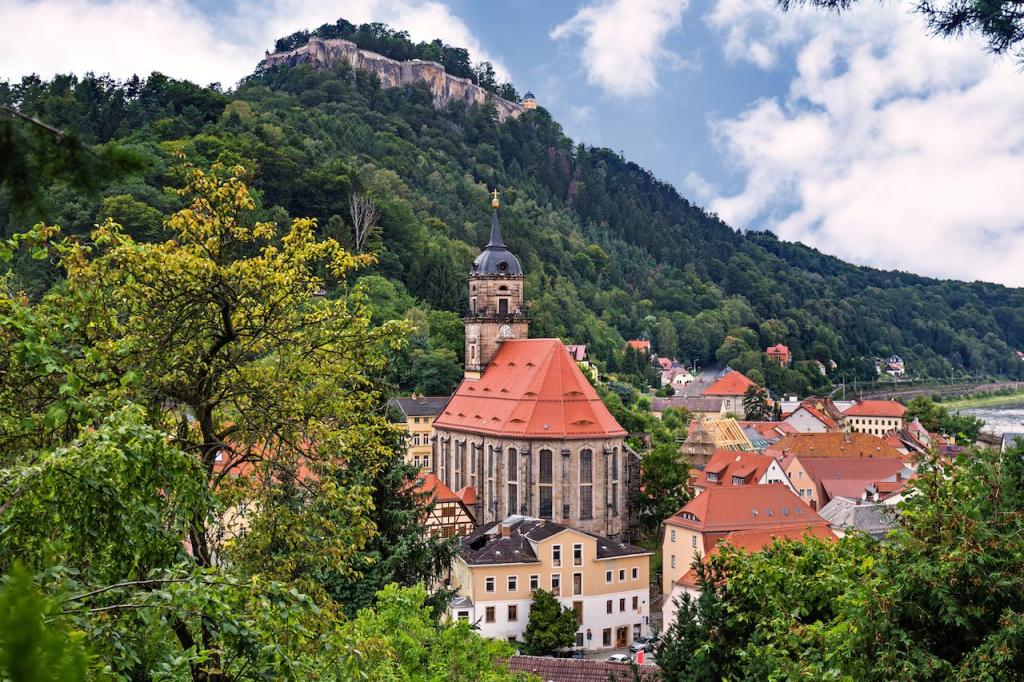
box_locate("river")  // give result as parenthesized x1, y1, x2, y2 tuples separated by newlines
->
(958, 403, 1024, 436)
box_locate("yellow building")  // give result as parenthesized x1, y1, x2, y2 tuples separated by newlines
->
(522, 91, 537, 110)
(391, 396, 449, 471)
(841, 399, 907, 436)
(449, 516, 652, 650)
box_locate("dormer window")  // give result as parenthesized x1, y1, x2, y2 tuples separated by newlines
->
(498, 261, 508, 273)
(706, 472, 719, 482)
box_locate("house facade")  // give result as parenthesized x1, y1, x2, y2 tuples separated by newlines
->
(782, 455, 909, 510)
(701, 370, 756, 417)
(413, 472, 476, 538)
(449, 516, 652, 650)
(766, 344, 792, 367)
(661, 485, 830, 626)
(391, 396, 449, 471)
(842, 400, 907, 436)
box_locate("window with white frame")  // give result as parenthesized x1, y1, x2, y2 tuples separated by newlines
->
(485, 577, 495, 593)
(507, 575, 517, 592)
(552, 544, 562, 567)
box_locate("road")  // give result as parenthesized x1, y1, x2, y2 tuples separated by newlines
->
(849, 380, 1024, 402)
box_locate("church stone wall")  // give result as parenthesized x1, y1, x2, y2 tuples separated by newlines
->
(432, 429, 630, 538)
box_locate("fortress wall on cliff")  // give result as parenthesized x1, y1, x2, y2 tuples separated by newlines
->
(261, 38, 526, 121)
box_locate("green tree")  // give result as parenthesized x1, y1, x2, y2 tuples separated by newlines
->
(335, 583, 530, 679)
(634, 443, 690, 535)
(741, 384, 771, 421)
(523, 589, 579, 655)
(0, 567, 94, 682)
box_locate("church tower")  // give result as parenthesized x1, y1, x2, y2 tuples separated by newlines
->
(464, 190, 529, 379)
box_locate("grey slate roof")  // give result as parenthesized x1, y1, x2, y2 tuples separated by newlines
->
(471, 211, 523, 276)
(460, 515, 650, 566)
(818, 497, 897, 539)
(650, 396, 723, 413)
(390, 396, 450, 418)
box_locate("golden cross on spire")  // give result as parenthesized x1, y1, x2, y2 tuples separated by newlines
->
(491, 188, 500, 208)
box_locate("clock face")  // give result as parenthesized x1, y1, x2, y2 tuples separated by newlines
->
(499, 324, 513, 338)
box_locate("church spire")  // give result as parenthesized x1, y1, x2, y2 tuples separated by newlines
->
(487, 208, 505, 248)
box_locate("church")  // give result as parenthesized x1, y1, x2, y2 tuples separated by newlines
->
(432, 192, 636, 538)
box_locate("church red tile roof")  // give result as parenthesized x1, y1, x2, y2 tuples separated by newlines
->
(842, 399, 907, 418)
(702, 370, 756, 396)
(433, 339, 627, 439)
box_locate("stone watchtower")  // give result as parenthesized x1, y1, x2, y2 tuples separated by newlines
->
(464, 191, 530, 379)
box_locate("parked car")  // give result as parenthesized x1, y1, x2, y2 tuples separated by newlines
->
(552, 647, 585, 659)
(607, 653, 633, 664)
(629, 635, 660, 653)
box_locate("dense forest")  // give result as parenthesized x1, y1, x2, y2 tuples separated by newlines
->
(3, 19, 1024, 402)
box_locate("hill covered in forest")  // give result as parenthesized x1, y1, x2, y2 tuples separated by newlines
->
(3, 19, 1024, 396)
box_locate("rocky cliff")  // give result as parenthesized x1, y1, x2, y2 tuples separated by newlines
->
(261, 38, 526, 122)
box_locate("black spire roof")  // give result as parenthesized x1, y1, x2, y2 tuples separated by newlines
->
(471, 209, 523, 276)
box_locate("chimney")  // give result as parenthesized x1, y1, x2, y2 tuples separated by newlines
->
(501, 524, 511, 539)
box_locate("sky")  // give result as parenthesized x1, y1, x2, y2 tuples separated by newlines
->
(2, 0, 1023, 286)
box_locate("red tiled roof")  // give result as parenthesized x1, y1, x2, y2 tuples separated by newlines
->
(666, 484, 824, 532)
(694, 450, 774, 489)
(456, 485, 476, 506)
(676, 524, 834, 588)
(766, 344, 790, 355)
(433, 339, 626, 439)
(657, 357, 673, 370)
(627, 340, 651, 352)
(842, 400, 907, 418)
(793, 456, 907, 504)
(411, 471, 460, 503)
(702, 370, 756, 397)
(794, 403, 841, 430)
(764, 432, 906, 460)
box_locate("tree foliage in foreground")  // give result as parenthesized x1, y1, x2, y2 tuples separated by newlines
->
(0, 166, 512, 679)
(523, 589, 579, 655)
(659, 443, 1024, 680)
(781, 0, 1024, 63)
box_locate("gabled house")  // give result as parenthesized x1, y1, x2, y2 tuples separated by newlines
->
(782, 397, 844, 433)
(782, 455, 910, 510)
(666, 524, 835, 622)
(766, 344, 792, 367)
(390, 396, 450, 471)
(842, 400, 907, 436)
(626, 339, 651, 355)
(737, 420, 797, 449)
(661, 485, 830, 626)
(412, 472, 476, 538)
(449, 516, 652, 650)
(818, 496, 899, 539)
(701, 370, 756, 417)
(690, 449, 796, 497)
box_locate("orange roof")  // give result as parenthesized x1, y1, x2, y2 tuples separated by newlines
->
(842, 400, 907, 418)
(433, 339, 626, 439)
(676, 524, 834, 588)
(627, 340, 651, 352)
(795, 456, 907, 502)
(666, 484, 825, 533)
(411, 471, 460, 503)
(793, 402, 841, 430)
(703, 370, 756, 396)
(456, 485, 477, 506)
(766, 344, 790, 355)
(694, 450, 774, 489)
(764, 432, 906, 460)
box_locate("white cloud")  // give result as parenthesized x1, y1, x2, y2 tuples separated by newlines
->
(703, 0, 1024, 286)
(0, 0, 254, 86)
(0, 0, 509, 87)
(551, 0, 690, 97)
